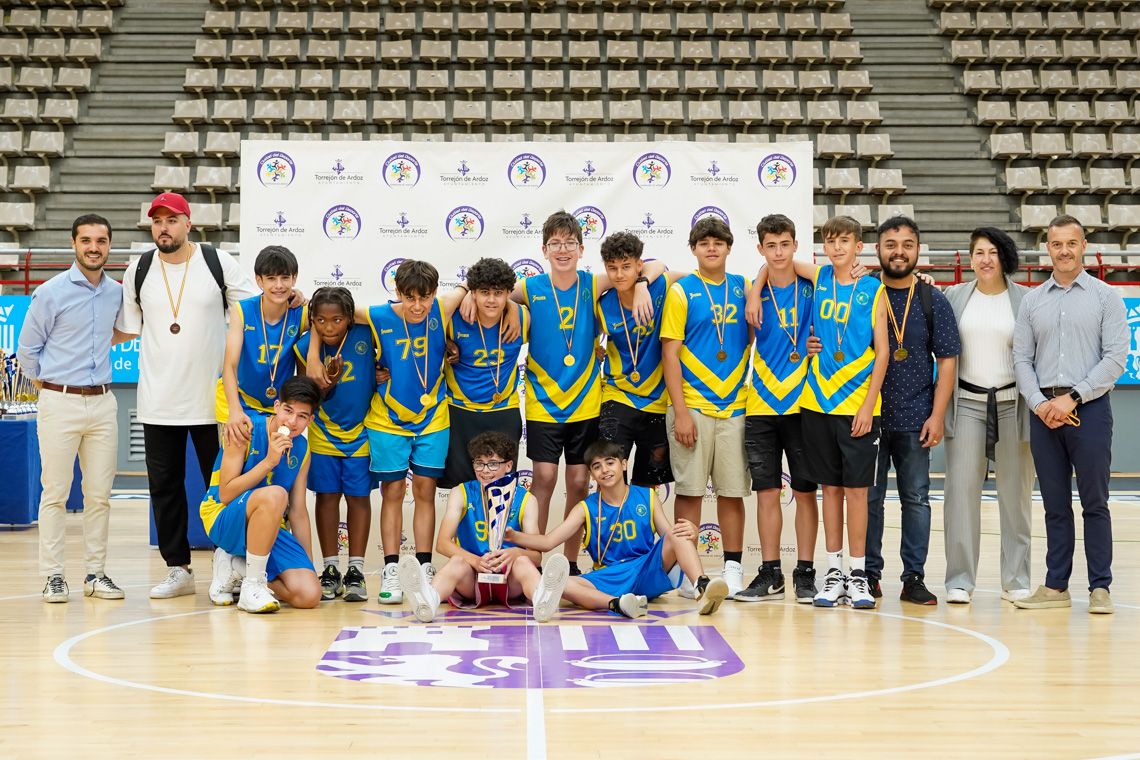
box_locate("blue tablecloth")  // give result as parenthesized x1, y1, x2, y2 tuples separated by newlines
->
(0, 418, 84, 525)
(147, 432, 213, 550)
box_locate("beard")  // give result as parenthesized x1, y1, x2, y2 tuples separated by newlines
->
(880, 257, 916, 279)
(76, 253, 105, 272)
(155, 234, 184, 254)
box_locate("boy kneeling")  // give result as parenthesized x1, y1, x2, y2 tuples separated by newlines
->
(203, 376, 323, 613)
(507, 441, 729, 619)
(398, 432, 570, 622)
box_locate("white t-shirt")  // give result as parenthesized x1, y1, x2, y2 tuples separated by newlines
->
(959, 287, 1017, 403)
(116, 244, 259, 425)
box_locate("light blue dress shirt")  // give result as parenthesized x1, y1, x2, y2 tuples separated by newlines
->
(17, 263, 123, 386)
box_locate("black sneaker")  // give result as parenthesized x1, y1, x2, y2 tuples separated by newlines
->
(867, 572, 883, 599)
(342, 566, 367, 602)
(900, 573, 938, 605)
(734, 566, 785, 602)
(568, 563, 582, 577)
(792, 566, 817, 604)
(320, 565, 344, 601)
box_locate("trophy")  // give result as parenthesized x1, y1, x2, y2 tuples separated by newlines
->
(477, 472, 517, 585)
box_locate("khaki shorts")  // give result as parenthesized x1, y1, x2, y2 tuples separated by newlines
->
(666, 406, 751, 498)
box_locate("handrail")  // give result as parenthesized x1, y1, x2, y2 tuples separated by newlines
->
(0, 249, 137, 295)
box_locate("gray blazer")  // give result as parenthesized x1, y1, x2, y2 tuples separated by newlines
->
(943, 277, 1032, 442)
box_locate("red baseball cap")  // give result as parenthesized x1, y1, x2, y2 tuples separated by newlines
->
(148, 192, 191, 219)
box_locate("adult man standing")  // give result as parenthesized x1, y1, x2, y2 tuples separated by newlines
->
(18, 214, 125, 602)
(115, 193, 259, 598)
(1012, 215, 1127, 614)
(866, 216, 960, 604)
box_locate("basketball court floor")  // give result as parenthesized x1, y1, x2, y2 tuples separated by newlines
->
(3, 491, 1138, 760)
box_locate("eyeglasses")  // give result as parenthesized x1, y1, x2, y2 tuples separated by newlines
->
(472, 460, 506, 472)
(545, 241, 581, 252)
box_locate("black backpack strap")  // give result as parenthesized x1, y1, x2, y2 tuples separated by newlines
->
(199, 243, 229, 312)
(134, 250, 155, 308)
(919, 278, 934, 355)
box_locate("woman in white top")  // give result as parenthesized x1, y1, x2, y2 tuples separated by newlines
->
(942, 228, 1035, 603)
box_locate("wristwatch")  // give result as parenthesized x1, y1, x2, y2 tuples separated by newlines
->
(1068, 389, 1082, 403)
(635, 276, 650, 285)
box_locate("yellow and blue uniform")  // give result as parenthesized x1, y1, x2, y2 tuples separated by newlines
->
(597, 277, 668, 414)
(660, 272, 752, 417)
(579, 486, 682, 600)
(216, 296, 306, 422)
(522, 272, 602, 423)
(454, 478, 527, 554)
(365, 301, 450, 479)
(800, 265, 884, 416)
(199, 414, 314, 580)
(747, 276, 815, 416)
(294, 324, 376, 496)
(445, 308, 529, 411)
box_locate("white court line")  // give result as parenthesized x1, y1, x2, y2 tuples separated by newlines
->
(558, 625, 587, 651)
(527, 612, 547, 760)
(665, 625, 702, 651)
(612, 625, 648, 650)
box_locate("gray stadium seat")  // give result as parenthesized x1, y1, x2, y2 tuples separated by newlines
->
(868, 168, 906, 199)
(817, 133, 853, 160)
(252, 100, 289, 127)
(807, 100, 842, 127)
(1030, 132, 1067, 160)
(856, 133, 894, 161)
(293, 100, 329, 127)
(1019, 204, 1057, 232)
(152, 166, 191, 192)
(1090, 168, 1128, 195)
(418, 70, 449, 95)
(1073, 133, 1109, 160)
(1064, 204, 1104, 231)
(204, 131, 241, 160)
(1006, 166, 1045, 194)
(333, 100, 367, 127)
(989, 132, 1028, 160)
(1046, 167, 1087, 194)
(11, 165, 51, 194)
(211, 99, 249, 127)
(163, 131, 200, 160)
(491, 100, 524, 125)
(222, 69, 256, 94)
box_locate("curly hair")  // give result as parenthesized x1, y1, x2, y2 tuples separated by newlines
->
(465, 258, 517, 292)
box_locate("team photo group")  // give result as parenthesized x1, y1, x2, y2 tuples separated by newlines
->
(17, 191, 1128, 621)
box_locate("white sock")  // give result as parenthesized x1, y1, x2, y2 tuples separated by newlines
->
(348, 556, 364, 571)
(232, 554, 247, 576)
(827, 551, 843, 571)
(323, 556, 338, 570)
(247, 552, 269, 582)
(849, 556, 865, 572)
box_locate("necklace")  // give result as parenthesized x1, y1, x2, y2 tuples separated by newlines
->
(698, 273, 730, 362)
(617, 297, 644, 383)
(550, 275, 580, 367)
(158, 248, 192, 334)
(595, 487, 628, 568)
(259, 296, 289, 399)
(831, 273, 858, 363)
(401, 308, 434, 407)
(477, 315, 506, 403)
(767, 278, 801, 363)
(885, 278, 915, 361)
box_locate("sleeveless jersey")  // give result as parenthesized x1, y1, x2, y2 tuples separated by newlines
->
(294, 324, 375, 457)
(579, 486, 657, 570)
(522, 271, 602, 423)
(748, 275, 815, 416)
(800, 265, 884, 416)
(200, 413, 310, 532)
(365, 301, 450, 436)
(660, 272, 752, 418)
(217, 296, 306, 419)
(445, 308, 529, 412)
(454, 478, 530, 555)
(597, 277, 669, 414)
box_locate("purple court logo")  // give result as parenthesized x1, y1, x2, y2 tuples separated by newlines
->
(382, 258, 405, 294)
(258, 151, 294, 187)
(633, 152, 671, 189)
(446, 206, 484, 241)
(324, 205, 361, 241)
(317, 623, 744, 689)
(698, 523, 723, 559)
(383, 152, 421, 188)
(758, 153, 796, 189)
(511, 258, 544, 280)
(692, 206, 731, 228)
(507, 153, 546, 189)
(573, 206, 607, 240)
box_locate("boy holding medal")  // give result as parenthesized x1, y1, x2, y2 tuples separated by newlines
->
(660, 217, 753, 598)
(219, 245, 307, 447)
(293, 287, 377, 603)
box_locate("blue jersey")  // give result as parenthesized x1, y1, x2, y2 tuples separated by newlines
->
(598, 277, 668, 414)
(365, 301, 450, 436)
(748, 276, 815, 416)
(217, 296, 305, 419)
(522, 271, 602, 423)
(294, 324, 375, 457)
(445, 308, 529, 412)
(200, 414, 309, 533)
(453, 478, 531, 555)
(580, 486, 657, 570)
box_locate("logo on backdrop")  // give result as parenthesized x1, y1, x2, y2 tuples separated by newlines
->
(507, 153, 546, 189)
(632, 152, 671, 189)
(323, 205, 361, 241)
(624, 211, 674, 239)
(314, 157, 364, 185)
(313, 264, 363, 290)
(698, 523, 723, 559)
(511, 259, 544, 280)
(446, 206, 484, 241)
(382, 259, 406, 295)
(255, 210, 305, 237)
(440, 159, 489, 186)
(689, 159, 740, 185)
(501, 212, 542, 239)
(692, 206, 731, 229)
(758, 154, 796, 189)
(383, 152, 421, 188)
(565, 159, 615, 186)
(378, 211, 429, 239)
(258, 152, 295, 187)
(573, 206, 607, 240)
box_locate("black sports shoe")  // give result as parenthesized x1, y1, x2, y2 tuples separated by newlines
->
(792, 566, 817, 604)
(867, 572, 883, 599)
(568, 563, 582, 577)
(343, 566, 367, 602)
(900, 573, 938, 605)
(320, 565, 344, 601)
(734, 566, 785, 602)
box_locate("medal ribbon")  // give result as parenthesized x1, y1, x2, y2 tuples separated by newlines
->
(766, 278, 799, 354)
(401, 309, 432, 404)
(594, 488, 627, 568)
(259, 296, 289, 390)
(831, 274, 859, 358)
(885, 278, 915, 355)
(617, 299, 643, 382)
(549, 275, 580, 359)
(698, 273, 729, 356)
(477, 316, 505, 400)
(158, 247, 192, 325)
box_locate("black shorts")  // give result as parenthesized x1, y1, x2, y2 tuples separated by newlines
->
(439, 405, 523, 489)
(744, 414, 817, 493)
(800, 408, 881, 489)
(526, 417, 600, 466)
(598, 400, 673, 487)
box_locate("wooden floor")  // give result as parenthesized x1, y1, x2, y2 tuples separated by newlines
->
(3, 493, 1139, 760)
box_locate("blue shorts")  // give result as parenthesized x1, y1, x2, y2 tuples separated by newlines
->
(206, 490, 315, 581)
(309, 453, 377, 497)
(367, 428, 448, 481)
(580, 538, 682, 601)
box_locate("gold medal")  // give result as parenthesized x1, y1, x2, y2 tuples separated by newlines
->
(834, 350, 845, 362)
(790, 351, 801, 363)
(550, 275, 581, 368)
(266, 386, 277, 399)
(401, 306, 436, 411)
(699, 274, 732, 371)
(630, 371, 641, 383)
(564, 355, 575, 367)
(170, 323, 180, 334)
(768, 279, 802, 370)
(885, 279, 917, 366)
(492, 392, 503, 404)
(325, 355, 343, 379)
(420, 393, 432, 406)
(617, 296, 644, 388)
(894, 348, 908, 361)
(259, 296, 290, 400)
(717, 350, 727, 362)
(159, 249, 192, 339)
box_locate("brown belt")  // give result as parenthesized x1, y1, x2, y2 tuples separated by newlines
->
(1040, 386, 1073, 399)
(40, 381, 108, 396)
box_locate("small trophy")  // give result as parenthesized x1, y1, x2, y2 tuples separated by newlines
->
(476, 472, 516, 585)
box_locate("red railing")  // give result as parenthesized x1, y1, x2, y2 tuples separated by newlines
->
(0, 249, 133, 295)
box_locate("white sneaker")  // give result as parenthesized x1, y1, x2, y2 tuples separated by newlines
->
(947, 588, 972, 604)
(846, 570, 876, 609)
(533, 554, 570, 623)
(813, 568, 848, 608)
(84, 572, 125, 600)
(237, 575, 280, 614)
(398, 555, 439, 622)
(150, 567, 195, 599)
(698, 577, 729, 616)
(1001, 588, 1031, 603)
(616, 593, 648, 619)
(422, 562, 436, 584)
(209, 548, 244, 606)
(377, 562, 403, 604)
(722, 560, 744, 598)
(43, 574, 68, 603)
(677, 574, 699, 599)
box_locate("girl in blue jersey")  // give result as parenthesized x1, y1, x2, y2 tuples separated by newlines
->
(507, 440, 729, 619)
